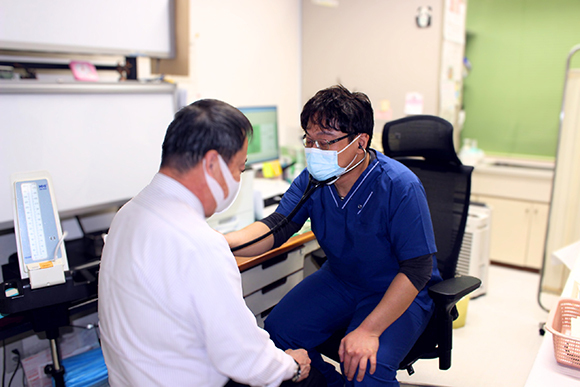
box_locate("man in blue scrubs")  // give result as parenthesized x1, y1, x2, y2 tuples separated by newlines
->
(227, 85, 442, 386)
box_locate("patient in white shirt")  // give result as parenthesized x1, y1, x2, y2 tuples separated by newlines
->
(98, 99, 325, 387)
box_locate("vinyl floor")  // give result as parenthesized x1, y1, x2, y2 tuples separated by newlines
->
(327, 264, 559, 387)
(397, 264, 558, 387)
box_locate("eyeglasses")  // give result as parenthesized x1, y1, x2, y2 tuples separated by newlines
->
(302, 133, 351, 150)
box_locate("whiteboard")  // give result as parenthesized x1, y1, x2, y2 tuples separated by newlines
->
(0, 82, 177, 228)
(0, 0, 174, 58)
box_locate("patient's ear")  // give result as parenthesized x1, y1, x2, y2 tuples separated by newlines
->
(204, 150, 220, 176)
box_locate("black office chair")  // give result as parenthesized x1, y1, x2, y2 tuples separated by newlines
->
(316, 115, 481, 376)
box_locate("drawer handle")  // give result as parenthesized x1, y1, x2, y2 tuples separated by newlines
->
(262, 277, 287, 294)
(262, 253, 288, 270)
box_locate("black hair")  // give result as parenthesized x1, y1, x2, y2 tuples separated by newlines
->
(160, 99, 252, 173)
(300, 85, 374, 147)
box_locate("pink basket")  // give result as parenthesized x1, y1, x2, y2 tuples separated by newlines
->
(546, 298, 580, 369)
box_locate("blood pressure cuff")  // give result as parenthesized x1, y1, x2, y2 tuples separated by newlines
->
(258, 212, 302, 249)
(399, 253, 434, 291)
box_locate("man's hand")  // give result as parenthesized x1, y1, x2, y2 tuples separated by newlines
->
(285, 348, 311, 382)
(338, 327, 379, 382)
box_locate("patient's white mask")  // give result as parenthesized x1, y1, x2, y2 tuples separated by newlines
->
(204, 154, 241, 214)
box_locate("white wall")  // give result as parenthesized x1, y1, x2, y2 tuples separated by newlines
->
(302, 0, 444, 149)
(171, 0, 303, 147)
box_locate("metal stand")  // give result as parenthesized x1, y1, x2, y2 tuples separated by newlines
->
(0, 271, 95, 387)
(44, 336, 65, 387)
(30, 304, 70, 387)
(537, 44, 580, 312)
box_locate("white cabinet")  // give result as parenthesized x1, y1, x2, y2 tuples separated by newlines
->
(241, 239, 319, 327)
(471, 159, 554, 270)
(527, 203, 550, 269)
(473, 195, 548, 269)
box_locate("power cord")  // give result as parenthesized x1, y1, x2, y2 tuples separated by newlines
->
(7, 349, 20, 387)
(2, 340, 6, 387)
(1, 324, 101, 387)
(1, 343, 21, 387)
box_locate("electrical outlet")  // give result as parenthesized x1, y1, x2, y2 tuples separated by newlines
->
(3, 340, 23, 374)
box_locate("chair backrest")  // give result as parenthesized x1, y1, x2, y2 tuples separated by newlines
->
(382, 115, 473, 280)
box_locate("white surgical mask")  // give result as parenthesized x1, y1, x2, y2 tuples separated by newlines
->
(204, 154, 241, 214)
(304, 135, 365, 183)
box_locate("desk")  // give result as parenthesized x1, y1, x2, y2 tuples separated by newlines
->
(525, 251, 580, 386)
(0, 238, 100, 340)
(0, 232, 316, 340)
(236, 231, 316, 271)
(236, 231, 320, 327)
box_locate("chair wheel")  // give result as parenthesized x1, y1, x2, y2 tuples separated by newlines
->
(539, 322, 546, 336)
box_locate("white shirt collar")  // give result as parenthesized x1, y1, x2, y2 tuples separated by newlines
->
(152, 172, 205, 216)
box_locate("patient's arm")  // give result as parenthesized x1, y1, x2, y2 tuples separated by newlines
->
(225, 211, 303, 257)
(225, 221, 274, 257)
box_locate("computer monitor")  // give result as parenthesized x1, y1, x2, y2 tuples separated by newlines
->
(238, 106, 280, 165)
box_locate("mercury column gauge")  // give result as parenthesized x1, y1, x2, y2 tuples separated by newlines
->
(11, 171, 68, 289)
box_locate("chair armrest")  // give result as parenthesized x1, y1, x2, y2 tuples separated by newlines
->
(427, 275, 481, 370)
(428, 276, 481, 313)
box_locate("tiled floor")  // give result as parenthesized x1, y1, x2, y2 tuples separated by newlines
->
(327, 264, 559, 387)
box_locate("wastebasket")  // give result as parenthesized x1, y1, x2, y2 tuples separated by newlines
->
(453, 295, 470, 329)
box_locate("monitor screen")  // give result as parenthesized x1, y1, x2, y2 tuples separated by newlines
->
(238, 106, 279, 165)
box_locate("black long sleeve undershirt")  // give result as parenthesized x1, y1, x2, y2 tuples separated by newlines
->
(398, 253, 434, 291)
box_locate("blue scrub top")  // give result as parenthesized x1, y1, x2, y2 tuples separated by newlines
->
(275, 150, 442, 311)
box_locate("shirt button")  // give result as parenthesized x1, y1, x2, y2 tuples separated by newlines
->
(358, 204, 362, 209)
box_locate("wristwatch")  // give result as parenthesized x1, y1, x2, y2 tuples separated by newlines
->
(291, 360, 302, 383)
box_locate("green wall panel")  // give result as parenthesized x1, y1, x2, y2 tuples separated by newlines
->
(462, 0, 580, 159)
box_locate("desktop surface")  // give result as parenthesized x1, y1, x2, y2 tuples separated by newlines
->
(235, 231, 315, 272)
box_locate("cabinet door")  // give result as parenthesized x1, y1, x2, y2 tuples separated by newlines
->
(479, 196, 530, 266)
(525, 202, 549, 269)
